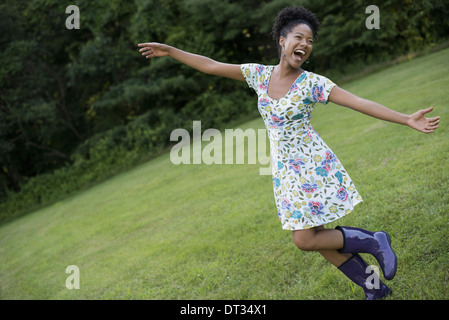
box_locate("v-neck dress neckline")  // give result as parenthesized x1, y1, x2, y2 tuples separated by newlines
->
(266, 66, 307, 101)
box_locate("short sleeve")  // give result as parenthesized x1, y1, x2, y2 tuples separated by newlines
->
(240, 64, 265, 92)
(310, 74, 336, 105)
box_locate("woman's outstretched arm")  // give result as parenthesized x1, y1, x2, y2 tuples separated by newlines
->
(138, 42, 245, 82)
(328, 86, 440, 134)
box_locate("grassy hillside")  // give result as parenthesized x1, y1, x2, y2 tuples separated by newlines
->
(1, 48, 448, 300)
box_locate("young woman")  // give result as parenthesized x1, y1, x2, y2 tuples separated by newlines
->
(138, 6, 440, 300)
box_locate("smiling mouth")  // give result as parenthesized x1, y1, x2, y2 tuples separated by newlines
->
(293, 49, 306, 61)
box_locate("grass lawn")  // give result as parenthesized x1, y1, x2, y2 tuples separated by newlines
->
(0, 48, 448, 300)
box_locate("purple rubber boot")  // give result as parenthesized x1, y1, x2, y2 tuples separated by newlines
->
(336, 226, 397, 280)
(338, 254, 392, 300)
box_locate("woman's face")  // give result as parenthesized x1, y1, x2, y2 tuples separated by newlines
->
(279, 23, 314, 68)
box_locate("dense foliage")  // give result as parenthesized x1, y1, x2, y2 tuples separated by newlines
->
(1, 0, 448, 222)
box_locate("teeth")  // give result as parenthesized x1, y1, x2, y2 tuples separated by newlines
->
(295, 50, 305, 55)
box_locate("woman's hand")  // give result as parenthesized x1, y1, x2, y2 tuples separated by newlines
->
(138, 42, 170, 59)
(407, 107, 440, 134)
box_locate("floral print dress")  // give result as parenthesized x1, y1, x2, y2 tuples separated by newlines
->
(241, 64, 363, 230)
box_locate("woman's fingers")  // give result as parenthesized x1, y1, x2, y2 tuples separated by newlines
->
(424, 108, 440, 132)
(424, 117, 440, 133)
(138, 43, 154, 55)
(137, 42, 168, 58)
(137, 42, 153, 48)
(430, 117, 441, 123)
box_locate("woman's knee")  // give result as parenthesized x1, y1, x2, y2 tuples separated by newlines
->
(292, 229, 316, 251)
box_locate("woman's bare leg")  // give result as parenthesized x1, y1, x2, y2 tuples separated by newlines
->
(292, 226, 352, 266)
(292, 226, 344, 250)
(318, 249, 353, 267)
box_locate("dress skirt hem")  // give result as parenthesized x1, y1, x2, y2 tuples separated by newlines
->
(280, 198, 363, 231)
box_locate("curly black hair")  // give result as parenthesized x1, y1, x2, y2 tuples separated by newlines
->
(272, 6, 320, 56)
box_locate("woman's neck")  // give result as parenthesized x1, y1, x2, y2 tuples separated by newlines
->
(276, 58, 303, 78)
